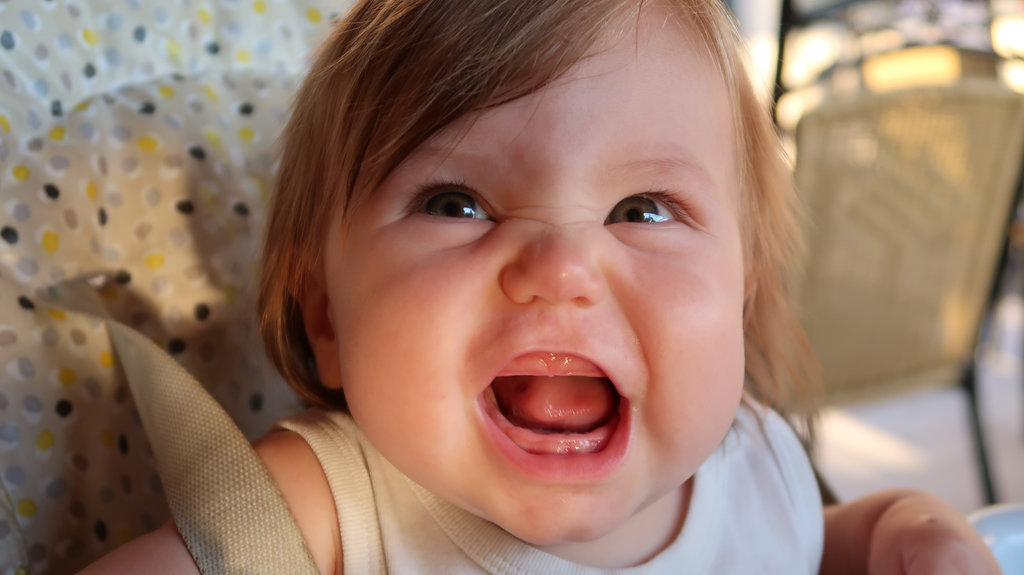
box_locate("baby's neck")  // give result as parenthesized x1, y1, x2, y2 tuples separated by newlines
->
(539, 479, 691, 568)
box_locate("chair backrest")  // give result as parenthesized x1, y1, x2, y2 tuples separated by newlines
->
(791, 80, 1024, 401)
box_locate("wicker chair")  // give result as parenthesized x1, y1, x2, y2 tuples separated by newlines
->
(791, 80, 1024, 505)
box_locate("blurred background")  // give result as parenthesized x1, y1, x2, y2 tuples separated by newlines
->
(728, 0, 1024, 513)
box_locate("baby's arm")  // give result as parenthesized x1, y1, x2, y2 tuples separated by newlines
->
(820, 489, 1001, 575)
(77, 521, 199, 574)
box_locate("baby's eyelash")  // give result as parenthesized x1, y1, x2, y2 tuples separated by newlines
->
(406, 178, 471, 214)
(640, 190, 695, 223)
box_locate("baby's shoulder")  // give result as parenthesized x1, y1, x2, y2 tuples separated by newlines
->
(253, 430, 341, 575)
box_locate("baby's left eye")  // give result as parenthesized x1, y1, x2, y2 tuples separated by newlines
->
(605, 195, 676, 224)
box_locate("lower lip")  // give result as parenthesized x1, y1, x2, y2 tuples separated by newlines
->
(476, 390, 631, 482)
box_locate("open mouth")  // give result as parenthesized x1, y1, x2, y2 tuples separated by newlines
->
(483, 374, 623, 455)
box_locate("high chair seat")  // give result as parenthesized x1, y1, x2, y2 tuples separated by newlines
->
(0, 1, 351, 572)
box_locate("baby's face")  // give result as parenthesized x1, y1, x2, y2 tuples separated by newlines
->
(313, 8, 746, 566)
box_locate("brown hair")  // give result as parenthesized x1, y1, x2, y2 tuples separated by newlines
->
(258, 0, 821, 422)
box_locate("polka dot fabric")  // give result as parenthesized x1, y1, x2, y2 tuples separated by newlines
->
(0, 1, 348, 573)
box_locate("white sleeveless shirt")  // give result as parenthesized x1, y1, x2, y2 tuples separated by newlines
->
(276, 403, 823, 574)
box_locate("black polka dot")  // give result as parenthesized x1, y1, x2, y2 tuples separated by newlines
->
(43, 183, 60, 199)
(56, 400, 73, 418)
(238, 102, 254, 116)
(1, 31, 14, 51)
(167, 338, 186, 354)
(204, 41, 220, 55)
(18, 296, 35, 311)
(194, 303, 210, 321)
(139, 101, 156, 115)
(114, 270, 131, 284)
(94, 521, 108, 542)
(175, 200, 194, 215)
(172, 73, 185, 82)
(117, 434, 129, 454)
(83, 63, 96, 78)
(1, 226, 17, 245)
(233, 202, 249, 216)
(249, 393, 263, 413)
(97, 207, 107, 226)
(51, 100, 62, 117)
(188, 146, 206, 160)
(133, 26, 146, 43)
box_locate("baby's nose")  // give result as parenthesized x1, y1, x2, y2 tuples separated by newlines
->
(499, 224, 606, 307)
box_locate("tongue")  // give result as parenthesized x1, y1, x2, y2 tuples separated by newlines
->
(491, 375, 617, 433)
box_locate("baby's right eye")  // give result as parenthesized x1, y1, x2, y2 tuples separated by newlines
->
(420, 189, 490, 220)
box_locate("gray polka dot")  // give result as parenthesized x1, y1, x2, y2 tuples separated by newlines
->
(95, 154, 108, 175)
(252, 78, 267, 91)
(23, 395, 42, 413)
(3, 466, 26, 486)
(225, 20, 242, 37)
(162, 154, 183, 169)
(11, 202, 30, 222)
(154, 6, 168, 24)
(151, 276, 169, 294)
(0, 330, 16, 347)
(27, 137, 44, 152)
(169, 227, 189, 247)
(64, 209, 78, 229)
(79, 123, 95, 140)
(46, 477, 67, 498)
(84, 377, 101, 399)
(20, 11, 40, 31)
(0, 425, 19, 442)
(121, 157, 138, 173)
(27, 108, 41, 129)
(70, 329, 86, 345)
(29, 542, 46, 562)
(223, 75, 237, 90)
(50, 267, 66, 283)
(50, 155, 70, 170)
(99, 486, 114, 503)
(111, 125, 131, 142)
(138, 61, 155, 76)
(186, 22, 199, 40)
(104, 48, 121, 67)
(66, 3, 80, 18)
(60, 71, 72, 91)
(35, 44, 48, 61)
(41, 327, 58, 346)
(18, 356, 35, 378)
(163, 115, 182, 131)
(106, 11, 122, 31)
(188, 98, 203, 114)
(2, 69, 16, 90)
(33, 77, 48, 97)
(106, 191, 123, 207)
(143, 187, 160, 206)
(16, 257, 38, 276)
(57, 33, 73, 49)
(103, 246, 121, 263)
(90, 237, 100, 254)
(134, 221, 151, 240)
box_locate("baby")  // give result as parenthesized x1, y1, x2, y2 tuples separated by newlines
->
(84, 0, 1001, 573)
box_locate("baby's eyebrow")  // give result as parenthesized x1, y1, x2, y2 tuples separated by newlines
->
(616, 155, 718, 192)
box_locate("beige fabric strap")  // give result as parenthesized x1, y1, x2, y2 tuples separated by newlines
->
(54, 278, 319, 574)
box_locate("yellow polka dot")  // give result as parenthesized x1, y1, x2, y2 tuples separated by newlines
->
(36, 430, 55, 451)
(203, 85, 219, 102)
(117, 528, 133, 544)
(145, 253, 165, 269)
(82, 28, 99, 46)
(307, 8, 322, 23)
(253, 0, 267, 13)
(49, 125, 66, 141)
(100, 429, 114, 449)
(224, 285, 238, 305)
(198, 7, 212, 25)
(99, 351, 114, 368)
(14, 566, 28, 575)
(16, 499, 37, 518)
(235, 49, 251, 64)
(47, 307, 67, 321)
(138, 135, 160, 152)
(13, 165, 30, 181)
(99, 286, 119, 300)
(159, 85, 175, 99)
(86, 181, 98, 200)
(41, 230, 59, 253)
(75, 100, 91, 112)
(0, 114, 10, 133)
(238, 126, 254, 142)
(166, 39, 181, 59)
(58, 367, 76, 386)
(204, 128, 221, 147)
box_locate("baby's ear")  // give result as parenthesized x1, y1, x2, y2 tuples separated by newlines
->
(300, 276, 343, 390)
